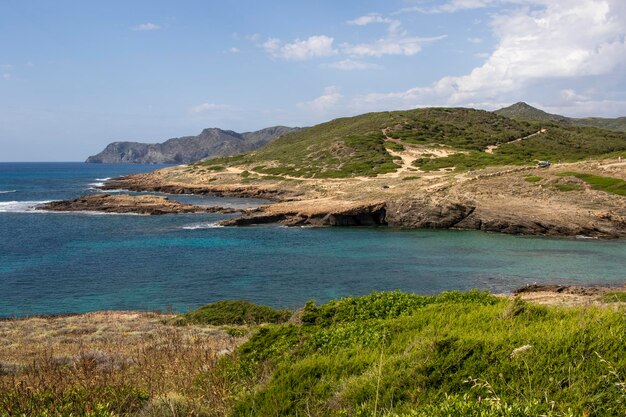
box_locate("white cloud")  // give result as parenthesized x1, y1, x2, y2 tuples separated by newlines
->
(262, 35, 336, 60)
(347, 13, 401, 33)
(189, 103, 233, 114)
(351, 0, 626, 115)
(467, 37, 483, 43)
(298, 86, 343, 113)
(132, 22, 161, 31)
(0, 64, 13, 71)
(342, 35, 446, 57)
(322, 59, 382, 71)
(342, 13, 446, 57)
(228, 47, 240, 53)
(2, 73, 10, 80)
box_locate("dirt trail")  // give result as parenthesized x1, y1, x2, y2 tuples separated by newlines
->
(379, 129, 461, 178)
(485, 129, 547, 154)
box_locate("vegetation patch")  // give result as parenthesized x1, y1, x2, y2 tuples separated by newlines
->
(209, 291, 626, 416)
(384, 142, 405, 152)
(601, 292, 626, 303)
(176, 300, 292, 326)
(402, 176, 420, 181)
(195, 108, 626, 177)
(557, 172, 626, 196)
(525, 175, 542, 182)
(4, 291, 626, 416)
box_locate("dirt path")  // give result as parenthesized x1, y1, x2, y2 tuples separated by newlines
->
(379, 129, 461, 178)
(485, 129, 547, 154)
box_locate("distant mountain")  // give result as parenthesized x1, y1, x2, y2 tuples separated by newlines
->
(86, 126, 300, 164)
(495, 102, 626, 132)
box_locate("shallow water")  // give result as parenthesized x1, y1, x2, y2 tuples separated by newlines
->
(1, 163, 625, 317)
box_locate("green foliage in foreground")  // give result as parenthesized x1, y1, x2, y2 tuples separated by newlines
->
(176, 300, 292, 325)
(202, 291, 626, 416)
(525, 175, 542, 182)
(0, 385, 148, 417)
(557, 172, 626, 196)
(601, 292, 626, 303)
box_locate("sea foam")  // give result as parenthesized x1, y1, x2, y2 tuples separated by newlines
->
(0, 200, 50, 213)
(0, 190, 16, 194)
(182, 222, 223, 230)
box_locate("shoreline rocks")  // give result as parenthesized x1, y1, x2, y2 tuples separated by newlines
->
(37, 194, 241, 216)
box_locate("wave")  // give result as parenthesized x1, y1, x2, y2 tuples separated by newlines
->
(95, 177, 111, 181)
(0, 190, 16, 194)
(88, 182, 105, 187)
(182, 222, 223, 230)
(0, 200, 51, 213)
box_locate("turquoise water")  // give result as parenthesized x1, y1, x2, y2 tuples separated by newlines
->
(1, 163, 625, 317)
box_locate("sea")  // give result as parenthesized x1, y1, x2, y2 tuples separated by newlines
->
(1, 162, 625, 317)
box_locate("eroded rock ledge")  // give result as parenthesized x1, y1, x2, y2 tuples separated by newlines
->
(38, 194, 240, 215)
(220, 198, 625, 238)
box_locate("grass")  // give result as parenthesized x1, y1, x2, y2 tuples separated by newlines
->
(525, 175, 542, 182)
(0, 311, 244, 417)
(401, 176, 420, 181)
(175, 300, 292, 326)
(601, 292, 626, 303)
(557, 172, 626, 196)
(218, 291, 626, 416)
(3, 292, 626, 416)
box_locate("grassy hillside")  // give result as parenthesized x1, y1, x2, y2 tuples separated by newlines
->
(3, 292, 626, 416)
(496, 102, 626, 132)
(415, 124, 626, 171)
(196, 107, 626, 177)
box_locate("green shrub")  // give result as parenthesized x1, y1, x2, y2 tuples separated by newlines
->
(176, 300, 292, 325)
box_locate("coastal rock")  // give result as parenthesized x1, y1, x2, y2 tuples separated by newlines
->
(219, 202, 387, 227)
(385, 199, 475, 229)
(37, 194, 240, 215)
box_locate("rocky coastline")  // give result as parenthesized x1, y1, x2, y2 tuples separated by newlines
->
(83, 159, 626, 239)
(37, 193, 241, 216)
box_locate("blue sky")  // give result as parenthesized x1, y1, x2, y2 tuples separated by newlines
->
(1, 0, 625, 161)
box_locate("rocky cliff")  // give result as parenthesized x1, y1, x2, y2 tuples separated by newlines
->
(86, 126, 299, 164)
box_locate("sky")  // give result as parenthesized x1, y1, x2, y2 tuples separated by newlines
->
(1, 0, 625, 161)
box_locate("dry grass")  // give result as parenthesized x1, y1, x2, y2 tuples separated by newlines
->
(0, 311, 248, 416)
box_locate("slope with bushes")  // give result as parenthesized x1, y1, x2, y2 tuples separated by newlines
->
(196, 107, 626, 177)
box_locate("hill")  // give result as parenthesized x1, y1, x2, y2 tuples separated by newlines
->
(85, 126, 299, 164)
(496, 102, 626, 132)
(200, 107, 626, 177)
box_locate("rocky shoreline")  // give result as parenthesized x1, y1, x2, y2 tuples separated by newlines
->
(37, 193, 241, 215)
(87, 160, 626, 238)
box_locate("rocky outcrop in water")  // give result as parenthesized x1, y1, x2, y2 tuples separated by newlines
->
(37, 194, 240, 215)
(86, 126, 300, 164)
